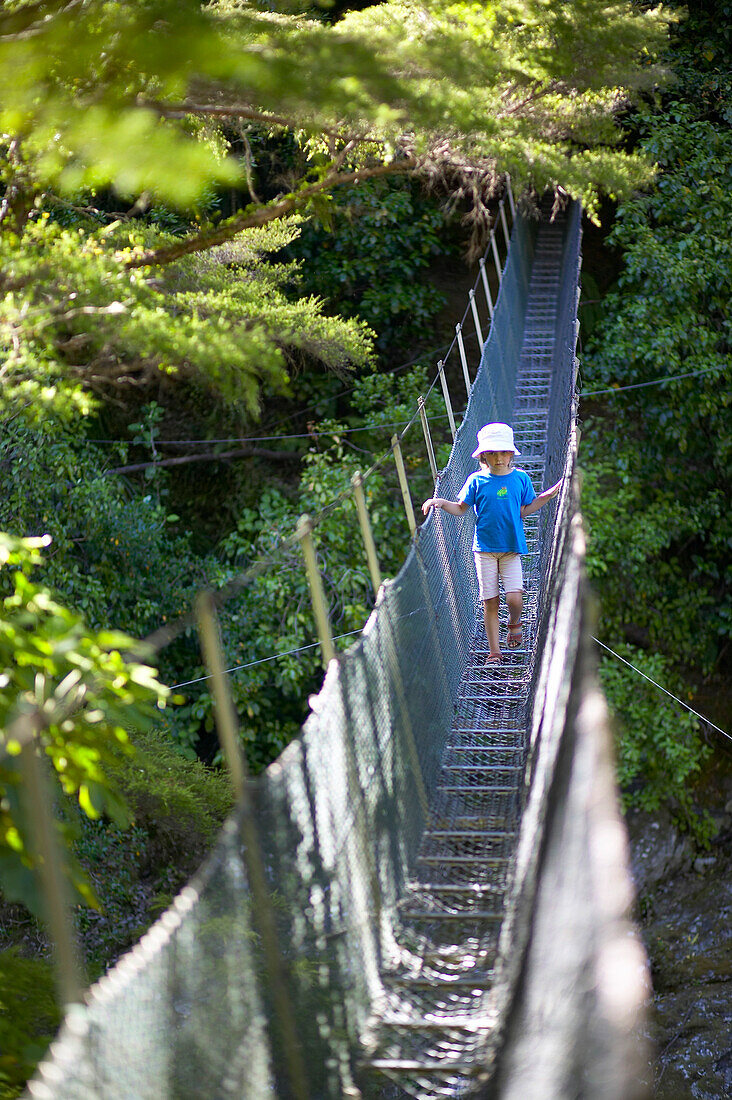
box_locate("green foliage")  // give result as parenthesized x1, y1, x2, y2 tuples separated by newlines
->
(580, 449, 723, 669)
(581, 60, 732, 676)
(0, 214, 374, 418)
(290, 178, 450, 353)
(581, 1, 732, 669)
(0, 0, 670, 427)
(581, 0, 731, 828)
(73, 729, 232, 973)
(0, 949, 60, 1099)
(175, 367, 443, 769)
(332, 0, 669, 218)
(111, 729, 233, 859)
(0, 0, 668, 212)
(598, 645, 712, 839)
(0, 419, 211, 639)
(0, 533, 168, 917)
(591, 109, 732, 457)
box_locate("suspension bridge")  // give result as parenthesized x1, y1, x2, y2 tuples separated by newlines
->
(25, 195, 651, 1099)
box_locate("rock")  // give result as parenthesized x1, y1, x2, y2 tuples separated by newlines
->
(693, 855, 718, 873)
(714, 1049, 732, 1093)
(626, 807, 694, 893)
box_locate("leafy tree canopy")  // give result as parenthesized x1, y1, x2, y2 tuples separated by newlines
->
(0, 0, 670, 419)
(1, 214, 375, 419)
(580, 0, 732, 827)
(1, 0, 669, 211)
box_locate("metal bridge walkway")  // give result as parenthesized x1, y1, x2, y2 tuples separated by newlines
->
(363, 217, 567, 1098)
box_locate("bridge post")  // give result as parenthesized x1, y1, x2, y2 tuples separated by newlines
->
(500, 198, 511, 251)
(456, 322, 472, 399)
(469, 287, 485, 351)
(505, 174, 517, 219)
(194, 592, 311, 1100)
(195, 591, 247, 800)
(436, 359, 456, 439)
(479, 257, 495, 322)
(491, 223, 503, 284)
(391, 434, 417, 537)
(351, 470, 382, 596)
(18, 717, 84, 1007)
(295, 514, 336, 667)
(418, 396, 439, 482)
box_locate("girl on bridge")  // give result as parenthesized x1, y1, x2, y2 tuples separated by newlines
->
(422, 422, 561, 663)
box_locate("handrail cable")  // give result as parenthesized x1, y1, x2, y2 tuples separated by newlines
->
(580, 364, 723, 397)
(169, 628, 366, 690)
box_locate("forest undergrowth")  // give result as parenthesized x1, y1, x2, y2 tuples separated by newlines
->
(0, 0, 730, 1094)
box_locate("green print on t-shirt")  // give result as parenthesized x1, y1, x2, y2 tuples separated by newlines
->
(497, 487, 508, 497)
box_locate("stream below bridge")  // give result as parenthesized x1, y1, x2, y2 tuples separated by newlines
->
(628, 754, 732, 1099)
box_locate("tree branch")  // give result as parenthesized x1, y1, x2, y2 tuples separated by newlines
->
(122, 157, 418, 268)
(146, 99, 373, 146)
(149, 100, 318, 132)
(0, 0, 83, 42)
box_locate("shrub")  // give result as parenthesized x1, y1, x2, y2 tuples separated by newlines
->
(0, 950, 60, 1100)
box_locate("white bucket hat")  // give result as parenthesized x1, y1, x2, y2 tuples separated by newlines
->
(471, 422, 521, 458)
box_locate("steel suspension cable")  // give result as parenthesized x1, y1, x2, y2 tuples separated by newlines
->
(580, 364, 724, 398)
(593, 637, 731, 743)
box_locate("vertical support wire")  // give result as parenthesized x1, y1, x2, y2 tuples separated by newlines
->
(391, 434, 416, 537)
(479, 257, 494, 321)
(379, 599, 430, 820)
(351, 471, 382, 597)
(506, 174, 517, 220)
(436, 359, 456, 439)
(469, 288, 484, 351)
(194, 592, 310, 1100)
(19, 719, 84, 1007)
(418, 396, 439, 483)
(500, 198, 510, 251)
(295, 515, 336, 668)
(456, 323, 472, 400)
(195, 592, 246, 800)
(491, 223, 502, 285)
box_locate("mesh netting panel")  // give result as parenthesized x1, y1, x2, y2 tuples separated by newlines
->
(27, 821, 272, 1100)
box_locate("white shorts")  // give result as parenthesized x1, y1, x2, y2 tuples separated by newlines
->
(474, 551, 523, 601)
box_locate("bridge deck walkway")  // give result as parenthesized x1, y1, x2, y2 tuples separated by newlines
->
(362, 215, 567, 1098)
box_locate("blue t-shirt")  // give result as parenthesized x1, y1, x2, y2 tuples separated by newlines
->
(458, 468, 536, 554)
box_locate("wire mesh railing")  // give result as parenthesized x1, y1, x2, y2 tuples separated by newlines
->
(23, 195, 648, 1100)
